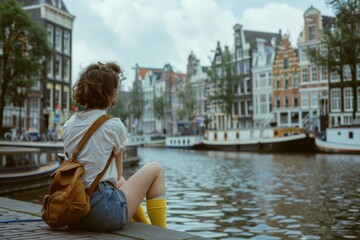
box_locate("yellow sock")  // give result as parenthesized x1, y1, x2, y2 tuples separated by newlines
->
(146, 197, 167, 228)
(132, 203, 150, 224)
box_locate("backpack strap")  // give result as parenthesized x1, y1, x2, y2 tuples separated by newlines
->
(69, 114, 113, 161)
(86, 150, 114, 196)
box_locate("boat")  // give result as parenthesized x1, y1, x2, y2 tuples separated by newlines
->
(0, 146, 59, 194)
(0, 140, 140, 168)
(165, 135, 204, 149)
(202, 127, 315, 152)
(315, 126, 360, 154)
(127, 134, 165, 147)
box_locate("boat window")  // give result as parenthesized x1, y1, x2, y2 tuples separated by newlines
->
(338, 131, 341, 135)
(225, 133, 227, 140)
(183, 140, 185, 144)
(214, 133, 217, 140)
(236, 132, 239, 139)
(283, 133, 289, 137)
(274, 130, 278, 136)
(349, 131, 353, 139)
(187, 140, 190, 144)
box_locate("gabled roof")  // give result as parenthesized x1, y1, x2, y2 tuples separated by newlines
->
(138, 67, 162, 80)
(19, 0, 70, 13)
(244, 30, 282, 49)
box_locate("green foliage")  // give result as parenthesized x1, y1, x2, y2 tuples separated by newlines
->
(107, 92, 129, 122)
(176, 81, 196, 121)
(153, 95, 165, 119)
(130, 78, 144, 120)
(0, 0, 52, 131)
(207, 46, 236, 117)
(311, 0, 360, 119)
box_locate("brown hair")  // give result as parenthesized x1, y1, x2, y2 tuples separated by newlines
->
(72, 62, 123, 109)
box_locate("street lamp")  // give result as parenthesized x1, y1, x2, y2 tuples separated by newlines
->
(17, 85, 26, 133)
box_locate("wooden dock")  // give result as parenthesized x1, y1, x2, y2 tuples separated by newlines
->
(0, 197, 207, 240)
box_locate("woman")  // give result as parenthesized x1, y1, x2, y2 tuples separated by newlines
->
(63, 61, 166, 231)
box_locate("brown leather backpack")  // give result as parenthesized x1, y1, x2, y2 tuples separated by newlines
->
(42, 114, 114, 228)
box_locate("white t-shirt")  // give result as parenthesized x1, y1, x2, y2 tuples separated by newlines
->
(63, 110, 127, 189)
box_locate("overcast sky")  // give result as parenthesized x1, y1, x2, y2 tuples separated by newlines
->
(62, 0, 334, 91)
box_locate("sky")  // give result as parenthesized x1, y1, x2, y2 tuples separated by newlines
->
(62, 0, 334, 91)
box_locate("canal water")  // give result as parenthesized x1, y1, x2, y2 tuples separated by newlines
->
(5, 147, 360, 239)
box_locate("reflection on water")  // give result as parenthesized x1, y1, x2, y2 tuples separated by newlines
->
(5, 148, 360, 239)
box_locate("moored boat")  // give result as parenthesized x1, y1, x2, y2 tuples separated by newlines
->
(0, 146, 59, 194)
(202, 127, 315, 152)
(315, 126, 360, 154)
(165, 135, 204, 149)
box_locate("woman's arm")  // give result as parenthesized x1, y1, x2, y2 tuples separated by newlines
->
(115, 149, 124, 188)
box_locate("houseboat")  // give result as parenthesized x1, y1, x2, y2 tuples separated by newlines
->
(315, 126, 360, 154)
(127, 134, 165, 147)
(165, 135, 204, 149)
(0, 146, 59, 194)
(202, 127, 315, 152)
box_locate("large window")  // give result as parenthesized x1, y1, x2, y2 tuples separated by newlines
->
(244, 60, 250, 74)
(311, 65, 317, 82)
(55, 28, 62, 51)
(63, 30, 70, 54)
(299, 48, 307, 62)
(293, 94, 298, 107)
(330, 89, 341, 111)
(293, 72, 298, 87)
(321, 66, 327, 81)
(285, 96, 289, 108)
(63, 58, 70, 81)
(311, 91, 318, 107)
(309, 26, 316, 41)
(283, 58, 289, 69)
(344, 87, 353, 111)
(276, 96, 281, 108)
(55, 55, 62, 79)
(301, 68, 308, 82)
(301, 92, 309, 107)
(260, 94, 267, 114)
(47, 24, 53, 44)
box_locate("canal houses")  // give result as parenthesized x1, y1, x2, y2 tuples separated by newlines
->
(252, 37, 278, 128)
(5, 0, 75, 137)
(297, 6, 334, 132)
(271, 34, 302, 128)
(233, 24, 282, 129)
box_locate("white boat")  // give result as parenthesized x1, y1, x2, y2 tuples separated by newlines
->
(315, 126, 360, 154)
(165, 135, 204, 149)
(127, 134, 165, 147)
(202, 127, 315, 152)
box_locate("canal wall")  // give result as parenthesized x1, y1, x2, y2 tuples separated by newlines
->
(0, 197, 206, 240)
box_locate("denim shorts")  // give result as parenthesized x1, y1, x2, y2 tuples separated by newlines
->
(69, 181, 128, 231)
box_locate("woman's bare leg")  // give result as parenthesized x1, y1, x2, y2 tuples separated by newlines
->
(119, 162, 165, 220)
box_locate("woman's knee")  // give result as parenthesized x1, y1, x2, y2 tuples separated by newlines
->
(145, 162, 164, 177)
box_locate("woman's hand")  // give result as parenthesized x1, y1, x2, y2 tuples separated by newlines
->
(117, 176, 126, 189)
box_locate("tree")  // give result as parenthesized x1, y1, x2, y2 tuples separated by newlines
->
(176, 81, 196, 121)
(130, 78, 144, 131)
(153, 95, 165, 119)
(311, 0, 360, 119)
(207, 46, 236, 129)
(107, 91, 130, 123)
(0, 0, 51, 132)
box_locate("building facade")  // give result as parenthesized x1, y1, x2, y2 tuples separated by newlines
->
(13, 0, 75, 137)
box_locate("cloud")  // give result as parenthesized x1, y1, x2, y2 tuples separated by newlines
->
(240, 3, 304, 44)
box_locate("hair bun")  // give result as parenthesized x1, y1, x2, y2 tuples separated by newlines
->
(105, 62, 122, 75)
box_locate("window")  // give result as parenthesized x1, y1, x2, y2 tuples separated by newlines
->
(320, 44, 327, 57)
(300, 48, 307, 62)
(293, 94, 298, 107)
(276, 96, 281, 108)
(237, 62, 244, 75)
(269, 95, 272, 112)
(309, 26, 316, 41)
(358, 88, 360, 111)
(260, 94, 267, 114)
(284, 74, 288, 89)
(63, 30, 70, 54)
(283, 58, 289, 69)
(311, 65, 317, 82)
(236, 48, 242, 59)
(55, 55, 62, 78)
(276, 75, 280, 89)
(216, 67, 222, 77)
(63, 58, 70, 81)
(47, 24, 53, 44)
(293, 72, 298, 87)
(331, 89, 341, 111)
(215, 55, 221, 64)
(344, 87, 353, 111)
(285, 96, 289, 108)
(321, 66, 327, 81)
(47, 57, 53, 78)
(330, 71, 340, 82)
(244, 60, 250, 74)
(301, 68, 308, 82)
(301, 92, 309, 107)
(240, 101, 245, 115)
(45, 88, 51, 108)
(349, 132, 353, 139)
(55, 28, 62, 51)
(343, 65, 351, 81)
(311, 91, 318, 107)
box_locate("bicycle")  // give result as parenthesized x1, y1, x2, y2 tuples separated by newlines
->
(4, 129, 32, 141)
